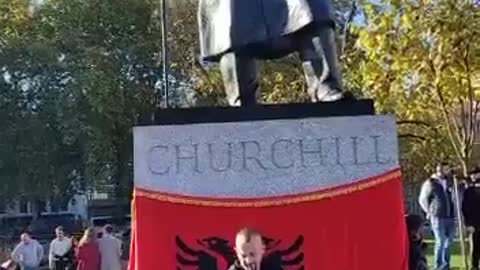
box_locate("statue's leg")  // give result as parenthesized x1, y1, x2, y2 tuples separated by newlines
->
(298, 26, 345, 102)
(219, 52, 258, 107)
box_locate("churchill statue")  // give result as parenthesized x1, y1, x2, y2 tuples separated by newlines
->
(198, 0, 350, 107)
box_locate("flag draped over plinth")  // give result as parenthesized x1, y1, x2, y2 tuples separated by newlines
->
(130, 115, 407, 270)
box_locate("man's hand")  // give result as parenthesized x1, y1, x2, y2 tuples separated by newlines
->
(12, 253, 24, 263)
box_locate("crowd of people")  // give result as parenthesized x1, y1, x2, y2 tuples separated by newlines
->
(1, 225, 123, 270)
(1, 162, 478, 270)
(408, 162, 480, 270)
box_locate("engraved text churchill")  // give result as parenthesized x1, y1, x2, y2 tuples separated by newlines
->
(146, 135, 392, 176)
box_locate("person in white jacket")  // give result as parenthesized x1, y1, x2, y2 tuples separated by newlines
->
(49, 227, 72, 270)
(98, 225, 122, 270)
(11, 233, 44, 270)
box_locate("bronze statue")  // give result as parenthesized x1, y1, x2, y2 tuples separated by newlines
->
(198, 0, 349, 106)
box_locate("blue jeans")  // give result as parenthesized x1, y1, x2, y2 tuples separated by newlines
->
(431, 217, 455, 270)
(21, 267, 38, 270)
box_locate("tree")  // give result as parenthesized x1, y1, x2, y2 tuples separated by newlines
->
(0, 38, 85, 207)
(0, 0, 31, 47)
(0, 0, 200, 206)
(352, 0, 480, 177)
(31, 0, 160, 204)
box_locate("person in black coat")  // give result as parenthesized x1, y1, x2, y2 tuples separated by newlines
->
(406, 214, 428, 270)
(462, 168, 480, 270)
(198, 0, 348, 107)
(418, 162, 455, 270)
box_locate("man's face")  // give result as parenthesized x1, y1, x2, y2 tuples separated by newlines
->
(439, 165, 451, 176)
(412, 225, 424, 240)
(20, 234, 31, 244)
(235, 235, 265, 270)
(56, 229, 64, 239)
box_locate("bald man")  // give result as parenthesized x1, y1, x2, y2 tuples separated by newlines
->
(229, 228, 268, 270)
(11, 233, 44, 270)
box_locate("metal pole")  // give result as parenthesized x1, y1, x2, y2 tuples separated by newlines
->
(160, 0, 169, 108)
(453, 175, 469, 270)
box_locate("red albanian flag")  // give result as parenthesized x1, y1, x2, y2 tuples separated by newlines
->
(130, 115, 408, 270)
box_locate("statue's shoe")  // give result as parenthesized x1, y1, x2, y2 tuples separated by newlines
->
(317, 90, 356, 102)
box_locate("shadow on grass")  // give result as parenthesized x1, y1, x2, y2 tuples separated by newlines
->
(424, 239, 467, 270)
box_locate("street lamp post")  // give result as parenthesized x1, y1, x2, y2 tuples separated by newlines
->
(453, 175, 469, 270)
(159, 0, 169, 109)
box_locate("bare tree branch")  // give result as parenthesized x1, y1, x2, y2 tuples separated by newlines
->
(397, 119, 442, 135)
(464, 43, 477, 155)
(459, 97, 467, 143)
(428, 58, 464, 168)
(397, 120, 432, 127)
(399, 134, 427, 141)
(340, 0, 358, 56)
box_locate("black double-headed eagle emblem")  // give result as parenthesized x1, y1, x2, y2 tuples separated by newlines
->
(176, 235, 305, 270)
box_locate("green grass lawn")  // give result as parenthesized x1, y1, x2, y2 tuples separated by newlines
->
(425, 239, 468, 270)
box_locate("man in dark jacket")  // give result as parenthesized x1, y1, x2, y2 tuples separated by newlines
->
(418, 162, 455, 270)
(406, 214, 428, 270)
(228, 228, 281, 270)
(198, 0, 348, 106)
(462, 168, 480, 270)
